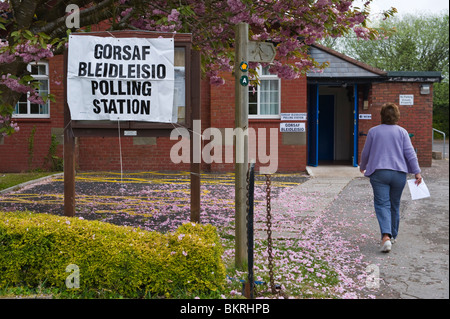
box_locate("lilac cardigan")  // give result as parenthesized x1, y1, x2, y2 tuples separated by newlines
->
(359, 124, 421, 177)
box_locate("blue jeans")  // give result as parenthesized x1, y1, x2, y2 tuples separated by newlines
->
(369, 169, 407, 240)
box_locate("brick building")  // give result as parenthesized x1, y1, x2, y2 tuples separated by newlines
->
(0, 39, 441, 173)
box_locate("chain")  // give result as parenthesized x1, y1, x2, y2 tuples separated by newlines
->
(245, 165, 253, 298)
(246, 167, 250, 223)
(265, 174, 276, 294)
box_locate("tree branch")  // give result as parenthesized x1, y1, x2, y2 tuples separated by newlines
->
(14, 0, 39, 29)
(30, 0, 115, 37)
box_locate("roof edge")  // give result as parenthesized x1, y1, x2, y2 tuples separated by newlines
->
(387, 71, 442, 83)
(310, 43, 387, 76)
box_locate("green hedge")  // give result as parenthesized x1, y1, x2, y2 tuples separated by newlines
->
(0, 211, 226, 297)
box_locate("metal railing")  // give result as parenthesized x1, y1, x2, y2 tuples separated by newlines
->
(432, 128, 447, 159)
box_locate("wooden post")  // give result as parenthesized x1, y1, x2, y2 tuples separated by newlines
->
(63, 112, 75, 217)
(190, 50, 201, 223)
(235, 22, 249, 269)
(64, 50, 76, 217)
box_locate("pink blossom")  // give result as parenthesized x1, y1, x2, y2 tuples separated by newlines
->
(14, 41, 53, 63)
(27, 94, 44, 105)
(227, 0, 246, 14)
(167, 9, 180, 22)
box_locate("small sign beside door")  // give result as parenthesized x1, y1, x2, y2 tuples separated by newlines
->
(280, 122, 305, 132)
(281, 113, 307, 121)
(359, 114, 372, 120)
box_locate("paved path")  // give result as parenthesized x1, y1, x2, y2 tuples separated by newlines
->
(256, 165, 359, 239)
(359, 159, 449, 299)
(264, 160, 449, 299)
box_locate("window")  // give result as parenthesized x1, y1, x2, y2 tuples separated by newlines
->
(249, 66, 280, 118)
(14, 62, 50, 118)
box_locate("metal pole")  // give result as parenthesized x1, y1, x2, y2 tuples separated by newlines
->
(247, 163, 255, 298)
(433, 128, 446, 159)
(235, 22, 249, 269)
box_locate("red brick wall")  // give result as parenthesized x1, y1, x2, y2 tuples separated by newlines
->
(2, 54, 433, 173)
(76, 136, 184, 171)
(208, 73, 308, 173)
(358, 82, 433, 167)
(1, 63, 309, 173)
(76, 79, 212, 172)
(0, 55, 65, 172)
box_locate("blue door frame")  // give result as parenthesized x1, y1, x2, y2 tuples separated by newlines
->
(308, 84, 359, 167)
(307, 84, 319, 166)
(352, 84, 359, 167)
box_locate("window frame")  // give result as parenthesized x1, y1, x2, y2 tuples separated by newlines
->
(13, 62, 50, 119)
(248, 66, 281, 120)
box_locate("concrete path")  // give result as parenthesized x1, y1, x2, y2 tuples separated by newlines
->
(264, 160, 449, 299)
(258, 165, 360, 239)
(358, 159, 449, 299)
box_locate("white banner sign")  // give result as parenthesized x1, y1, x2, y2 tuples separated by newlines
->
(67, 35, 175, 122)
(280, 122, 305, 132)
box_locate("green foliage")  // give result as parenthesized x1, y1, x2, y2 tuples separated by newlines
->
(0, 211, 226, 298)
(321, 13, 449, 134)
(45, 134, 63, 172)
(433, 82, 449, 136)
(27, 126, 36, 170)
(329, 13, 449, 76)
(0, 172, 55, 191)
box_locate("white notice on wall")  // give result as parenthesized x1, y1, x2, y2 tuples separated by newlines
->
(399, 95, 414, 106)
(281, 113, 307, 121)
(67, 35, 175, 122)
(359, 114, 372, 120)
(280, 122, 305, 132)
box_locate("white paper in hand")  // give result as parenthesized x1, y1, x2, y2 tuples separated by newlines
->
(407, 179, 430, 200)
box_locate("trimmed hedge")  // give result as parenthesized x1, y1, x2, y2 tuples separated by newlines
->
(0, 211, 226, 297)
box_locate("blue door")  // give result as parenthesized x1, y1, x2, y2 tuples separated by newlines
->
(318, 95, 334, 161)
(307, 85, 319, 166)
(308, 84, 359, 167)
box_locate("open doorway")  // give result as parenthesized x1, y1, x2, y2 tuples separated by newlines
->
(308, 84, 357, 167)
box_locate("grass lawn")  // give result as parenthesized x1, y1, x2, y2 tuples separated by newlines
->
(0, 172, 58, 191)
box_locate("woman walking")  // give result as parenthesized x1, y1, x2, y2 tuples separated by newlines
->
(359, 102, 422, 253)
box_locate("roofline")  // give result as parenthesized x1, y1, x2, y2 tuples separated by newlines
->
(310, 43, 387, 76)
(309, 44, 443, 83)
(307, 77, 387, 85)
(387, 71, 442, 83)
(308, 74, 442, 84)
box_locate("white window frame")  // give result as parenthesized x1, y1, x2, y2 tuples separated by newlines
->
(13, 62, 50, 119)
(248, 66, 281, 119)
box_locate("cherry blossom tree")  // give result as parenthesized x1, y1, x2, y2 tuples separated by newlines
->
(1, 0, 116, 136)
(0, 0, 396, 136)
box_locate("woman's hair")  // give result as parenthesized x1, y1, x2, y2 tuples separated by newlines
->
(380, 103, 400, 125)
